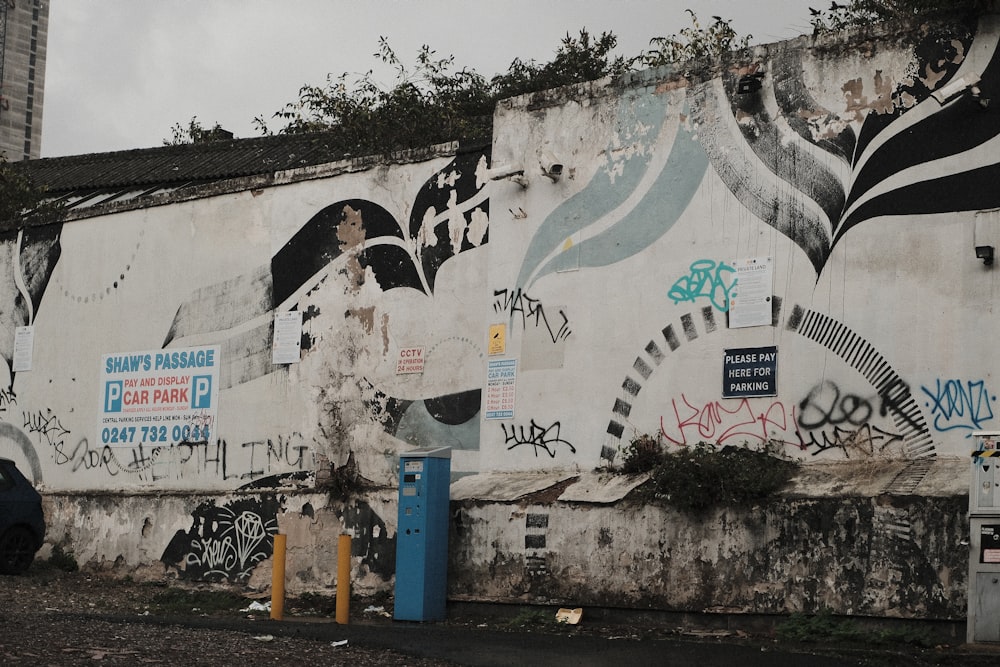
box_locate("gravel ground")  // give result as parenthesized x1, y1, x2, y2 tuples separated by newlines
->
(5, 564, 1000, 667)
(0, 566, 452, 666)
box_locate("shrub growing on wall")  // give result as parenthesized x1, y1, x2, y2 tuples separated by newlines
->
(257, 30, 633, 155)
(642, 442, 799, 512)
(809, 0, 992, 34)
(0, 155, 62, 227)
(621, 433, 666, 474)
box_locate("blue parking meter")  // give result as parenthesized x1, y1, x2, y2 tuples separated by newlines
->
(394, 447, 451, 621)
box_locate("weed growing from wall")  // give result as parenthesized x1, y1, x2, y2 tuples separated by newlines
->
(641, 10, 752, 67)
(621, 433, 665, 474)
(47, 543, 79, 572)
(638, 441, 798, 512)
(809, 0, 992, 35)
(325, 452, 370, 500)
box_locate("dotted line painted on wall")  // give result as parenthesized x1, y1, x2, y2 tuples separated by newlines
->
(603, 304, 726, 460)
(602, 297, 935, 461)
(58, 229, 145, 303)
(426, 336, 484, 360)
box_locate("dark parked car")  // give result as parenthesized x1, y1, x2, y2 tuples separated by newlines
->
(0, 457, 45, 574)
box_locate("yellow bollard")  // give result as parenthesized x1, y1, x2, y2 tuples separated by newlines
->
(336, 533, 351, 624)
(271, 533, 286, 620)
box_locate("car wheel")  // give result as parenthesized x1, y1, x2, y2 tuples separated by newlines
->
(0, 526, 37, 575)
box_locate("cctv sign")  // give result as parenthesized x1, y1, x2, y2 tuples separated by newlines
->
(395, 347, 425, 374)
(98, 345, 221, 447)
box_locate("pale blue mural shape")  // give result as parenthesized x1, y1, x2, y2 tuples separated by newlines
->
(516, 92, 710, 291)
(395, 403, 481, 451)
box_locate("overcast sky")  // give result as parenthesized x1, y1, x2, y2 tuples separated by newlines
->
(42, 1, 818, 157)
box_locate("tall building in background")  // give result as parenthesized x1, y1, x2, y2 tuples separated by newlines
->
(0, 0, 47, 161)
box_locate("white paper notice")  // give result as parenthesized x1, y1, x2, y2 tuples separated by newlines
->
(729, 257, 773, 329)
(272, 311, 303, 364)
(13, 326, 34, 372)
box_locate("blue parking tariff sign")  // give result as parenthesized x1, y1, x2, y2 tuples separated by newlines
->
(485, 359, 516, 420)
(98, 345, 221, 447)
(722, 346, 777, 398)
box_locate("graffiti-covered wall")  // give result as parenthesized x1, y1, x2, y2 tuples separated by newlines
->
(12, 16, 999, 495)
(5, 13, 1000, 614)
(483, 15, 1000, 471)
(0, 147, 491, 495)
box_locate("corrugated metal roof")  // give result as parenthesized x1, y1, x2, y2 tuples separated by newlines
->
(6, 132, 487, 229)
(17, 131, 357, 193)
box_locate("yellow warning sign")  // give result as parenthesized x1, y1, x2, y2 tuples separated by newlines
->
(488, 324, 506, 356)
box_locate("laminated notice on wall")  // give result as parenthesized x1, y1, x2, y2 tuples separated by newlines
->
(729, 257, 773, 329)
(485, 359, 516, 420)
(488, 324, 506, 356)
(13, 325, 34, 372)
(98, 345, 221, 449)
(396, 347, 425, 374)
(272, 311, 303, 364)
(981, 524, 1000, 563)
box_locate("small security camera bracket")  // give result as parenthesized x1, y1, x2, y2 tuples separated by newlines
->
(488, 164, 528, 188)
(976, 245, 994, 266)
(540, 151, 564, 183)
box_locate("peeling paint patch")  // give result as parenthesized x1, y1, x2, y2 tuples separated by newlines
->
(466, 207, 489, 247)
(339, 500, 395, 580)
(337, 204, 366, 291)
(346, 306, 376, 334)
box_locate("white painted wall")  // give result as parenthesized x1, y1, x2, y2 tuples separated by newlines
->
(3, 17, 998, 611)
(6, 18, 1000, 493)
(481, 20, 1000, 471)
(2, 153, 492, 492)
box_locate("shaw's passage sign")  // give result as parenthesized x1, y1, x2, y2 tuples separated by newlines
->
(99, 345, 221, 447)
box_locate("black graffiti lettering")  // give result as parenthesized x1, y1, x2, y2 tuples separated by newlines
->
(493, 288, 571, 342)
(175, 442, 195, 466)
(51, 439, 70, 465)
(128, 442, 153, 472)
(0, 388, 17, 412)
(66, 438, 121, 476)
(502, 419, 577, 458)
(203, 439, 228, 479)
(23, 409, 70, 447)
(145, 446, 168, 481)
(797, 381, 872, 430)
(241, 440, 265, 479)
(798, 378, 919, 433)
(267, 434, 308, 470)
(797, 424, 903, 457)
(493, 288, 516, 314)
